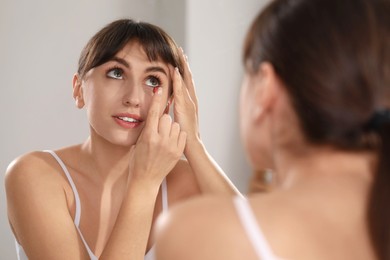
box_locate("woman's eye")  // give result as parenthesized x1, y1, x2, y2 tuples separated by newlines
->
(145, 76, 161, 88)
(107, 68, 123, 79)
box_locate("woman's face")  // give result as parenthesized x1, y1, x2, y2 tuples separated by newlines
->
(80, 40, 171, 147)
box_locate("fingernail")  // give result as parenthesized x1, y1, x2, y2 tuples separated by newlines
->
(175, 67, 180, 74)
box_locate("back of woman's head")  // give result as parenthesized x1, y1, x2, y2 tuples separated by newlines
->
(245, 0, 390, 148)
(77, 19, 183, 79)
(244, 0, 390, 258)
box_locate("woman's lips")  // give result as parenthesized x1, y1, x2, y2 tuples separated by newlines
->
(113, 114, 143, 129)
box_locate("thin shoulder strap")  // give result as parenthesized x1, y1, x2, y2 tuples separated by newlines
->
(44, 150, 97, 260)
(161, 178, 168, 212)
(44, 150, 81, 226)
(233, 196, 276, 260)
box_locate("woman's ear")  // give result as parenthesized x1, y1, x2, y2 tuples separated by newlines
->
(72, 73, 85, 109)
(253, 62, 281, 119)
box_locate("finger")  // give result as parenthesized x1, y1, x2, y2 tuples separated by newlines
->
(175, 67, 196, 112)
(179, 48, 198, 109)
(171, 66, 197, 128)
(170, 65, 186, 107)
(178, 47, 192, 87)
(144, 87, 163, 132)
(170, 122, 180, 138)
(158, 114, 172, 135)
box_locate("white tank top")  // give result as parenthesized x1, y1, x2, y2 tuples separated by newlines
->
(233, 196, 278, 260)
(15, 150, 168, 260)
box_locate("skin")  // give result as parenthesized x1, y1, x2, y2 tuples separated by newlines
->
(155, 63, 376, 260)
(5, 40, 239, 259)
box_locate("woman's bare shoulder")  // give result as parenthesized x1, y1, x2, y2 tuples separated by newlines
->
(5, 150, 72, 201)
(154, 196, 248, 260)
(154, 192, 335, 260)
(159, 195, 236, 228)
(6, 151, 57, 181)
(155, 191, 305, 240)
(5, 146, 80, 185)
(155, 182, 374, 260)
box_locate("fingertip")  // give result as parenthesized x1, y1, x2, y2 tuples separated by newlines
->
(162, 113, 172, 122)
(153, 87, 162, 96)
(176, 67, 184, 79)
(179, 47, 187, 59)
(173, 67, 182, 82)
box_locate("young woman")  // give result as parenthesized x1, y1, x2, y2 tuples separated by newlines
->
(155, 0, 390, 259)
(5, 19, 239, 260)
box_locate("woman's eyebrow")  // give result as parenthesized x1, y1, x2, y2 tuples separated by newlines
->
(145, 66, 167, 76)
(110, 57, 130, 68)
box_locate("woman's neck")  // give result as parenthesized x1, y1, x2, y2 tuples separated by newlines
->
(274, 146, 375, 190)
(80, 134, 133, 183)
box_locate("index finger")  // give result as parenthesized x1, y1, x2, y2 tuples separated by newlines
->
(169, 65, 185, 102)
(144, 87, 163, 132)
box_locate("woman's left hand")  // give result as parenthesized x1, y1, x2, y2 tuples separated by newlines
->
(170, 48, 200, 146)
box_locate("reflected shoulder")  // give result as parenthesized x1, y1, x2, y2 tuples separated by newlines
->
(155, 196, 237, 260)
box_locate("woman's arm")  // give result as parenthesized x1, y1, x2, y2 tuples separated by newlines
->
(5, 153, 92, 260)
(171, 50, 241, 196)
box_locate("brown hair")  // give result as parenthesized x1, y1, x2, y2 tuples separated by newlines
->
(244, 0, 390, 258)
(77, 19, 184, 79)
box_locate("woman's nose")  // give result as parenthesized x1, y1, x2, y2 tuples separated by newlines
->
(122, 83, 141, 107)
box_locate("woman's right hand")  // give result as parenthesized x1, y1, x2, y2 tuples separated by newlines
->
(128, 87, 187, 185)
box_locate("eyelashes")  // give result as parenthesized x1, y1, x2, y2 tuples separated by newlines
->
(106, 67, 124, 79)
(145, 75, 162, 88)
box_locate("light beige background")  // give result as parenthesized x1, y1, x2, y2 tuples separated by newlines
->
(0, 0, 267, 258)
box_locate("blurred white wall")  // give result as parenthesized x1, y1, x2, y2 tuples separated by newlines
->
(186, 0, 266, 194)
(0, 0, 266, 258)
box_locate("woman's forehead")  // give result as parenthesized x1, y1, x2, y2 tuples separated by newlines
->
(115, 40, 170, 68)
